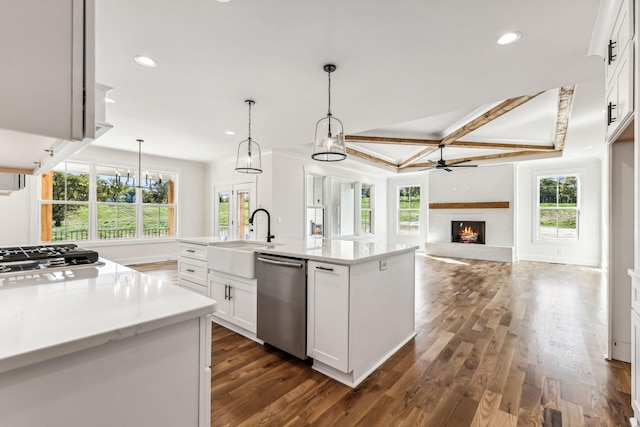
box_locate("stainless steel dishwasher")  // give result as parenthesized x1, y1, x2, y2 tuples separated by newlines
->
(255, 253, 307, 359)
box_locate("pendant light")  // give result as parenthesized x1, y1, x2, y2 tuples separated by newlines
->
(235, 99, 263, 174)
(312, 64, 346, 162)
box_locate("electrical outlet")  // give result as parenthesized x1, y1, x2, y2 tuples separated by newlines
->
(380, 259, 388, 271)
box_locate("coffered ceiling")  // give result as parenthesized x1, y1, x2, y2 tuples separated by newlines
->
(93, 0, 606, 172)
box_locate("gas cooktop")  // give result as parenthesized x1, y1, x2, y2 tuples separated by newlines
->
(0, 244, 100, 274)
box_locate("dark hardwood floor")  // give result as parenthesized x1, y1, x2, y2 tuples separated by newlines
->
(130, 255, 633, 426)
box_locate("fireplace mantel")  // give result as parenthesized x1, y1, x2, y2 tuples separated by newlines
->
(429, 201, 510, 209)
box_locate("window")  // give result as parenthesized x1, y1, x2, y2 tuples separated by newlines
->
(361, 184, 373, 234)
(40, 162, 176, 242)
(537, 175, 579, 241)
(41, 163, 90, 241)
(398, 186, 420, 234)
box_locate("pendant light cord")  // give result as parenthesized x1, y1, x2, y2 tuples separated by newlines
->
(248, 101, 252, 140)
(327, 70, 332, 116)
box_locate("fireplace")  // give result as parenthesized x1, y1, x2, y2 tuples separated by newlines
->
(451, 221, 485, 244)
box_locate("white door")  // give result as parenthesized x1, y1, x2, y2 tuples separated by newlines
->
(214, 183, 255, 240)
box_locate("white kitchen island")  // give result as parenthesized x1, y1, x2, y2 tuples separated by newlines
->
(0, 259, 216, 427)
(177, 236, 418, 387)
(255, 239, 418, 387)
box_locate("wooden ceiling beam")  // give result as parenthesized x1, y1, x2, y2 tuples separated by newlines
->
(345, 135, 441, 146)
(398, 146, 439, 169)
(345, 147, 399, 169)
(346, 135, 554, 151)
(447, 141, 555, 151)
(552, 85, 575, 152)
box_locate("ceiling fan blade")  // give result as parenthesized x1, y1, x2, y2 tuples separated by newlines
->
(427, 159, 438, 164)
(449, 164, 478, 168)
(444, 167, 453, 172)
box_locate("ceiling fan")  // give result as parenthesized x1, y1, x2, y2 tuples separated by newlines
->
(423, 145, 479, 172)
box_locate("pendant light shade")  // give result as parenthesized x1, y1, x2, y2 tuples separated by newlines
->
(235, 99, 263, 174)
(312, 64, 346, 162)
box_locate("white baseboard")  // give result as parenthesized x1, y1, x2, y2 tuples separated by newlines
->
(610, 339, 631, 363)
(517, 254, 601, 267)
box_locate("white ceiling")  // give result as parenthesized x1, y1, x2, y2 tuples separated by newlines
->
(93, 0, 606, 169)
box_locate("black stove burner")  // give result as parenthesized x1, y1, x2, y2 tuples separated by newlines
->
(0, 244, 99, 266)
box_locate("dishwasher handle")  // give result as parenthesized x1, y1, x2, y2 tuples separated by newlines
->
(256, 257, 305, 268)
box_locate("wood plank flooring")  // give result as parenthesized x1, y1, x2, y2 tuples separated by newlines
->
(129, 255, 633, 426)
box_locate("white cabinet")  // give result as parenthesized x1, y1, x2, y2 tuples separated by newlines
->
(0, 0, 95, 142)
(178, 242, 209, 296)
(605, 0, 635, 143)
(209, 272, 257, 333)
(0, 315, 212, 427)
(307, 261, 350, 373)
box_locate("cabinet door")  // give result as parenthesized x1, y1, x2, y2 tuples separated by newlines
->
(632, 310, 640, 418)
(228, 279, 257, 333)
(307, 261, 350, 372)
(0, 0, 94, 141)
(605, 0, 633, 85)
(606, 46, 634, 143)
(209, 276, 230, 321)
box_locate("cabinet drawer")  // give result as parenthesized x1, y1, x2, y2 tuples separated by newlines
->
(179, 243, 207, 261)
(179, 258, 208, 285)
(178, 277, 208, 296)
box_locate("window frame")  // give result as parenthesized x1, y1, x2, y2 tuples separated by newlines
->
(39, 161, 178, 243)
(397, 184, 421, 235)
(360, 183, 374, 236)
(535, 173, 580, 243)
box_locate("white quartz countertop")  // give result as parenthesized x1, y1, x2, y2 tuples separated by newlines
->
(0, 259, 216, 374)
(177, 236, 226, 245)
(255, 239, 418, 265)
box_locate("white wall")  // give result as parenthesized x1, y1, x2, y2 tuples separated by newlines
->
(208, 151, 389, 243)
(516, 157, 601, 266)
(0, 146, 208, 264)
(427, 164, 515, 247)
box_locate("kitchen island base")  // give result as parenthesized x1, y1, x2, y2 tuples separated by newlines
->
(305, 249, 417, 388)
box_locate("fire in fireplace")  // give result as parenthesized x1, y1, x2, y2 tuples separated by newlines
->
(451, 221, 485, 244)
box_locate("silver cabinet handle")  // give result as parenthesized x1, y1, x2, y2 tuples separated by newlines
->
(186, 268, 195, 273)
(256, 257, 304, 268)
(186, 249, 195, 253)
(316, 266, 334, 272)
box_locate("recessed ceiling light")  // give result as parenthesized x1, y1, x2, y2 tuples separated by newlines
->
(134, 55, 157, 67)
(105, 97, 116, 104)
(497, 32, 522, 45)
(217, 0, 232, 2)
(225, 130, 235, 135)
(584, 146, 593, 150)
